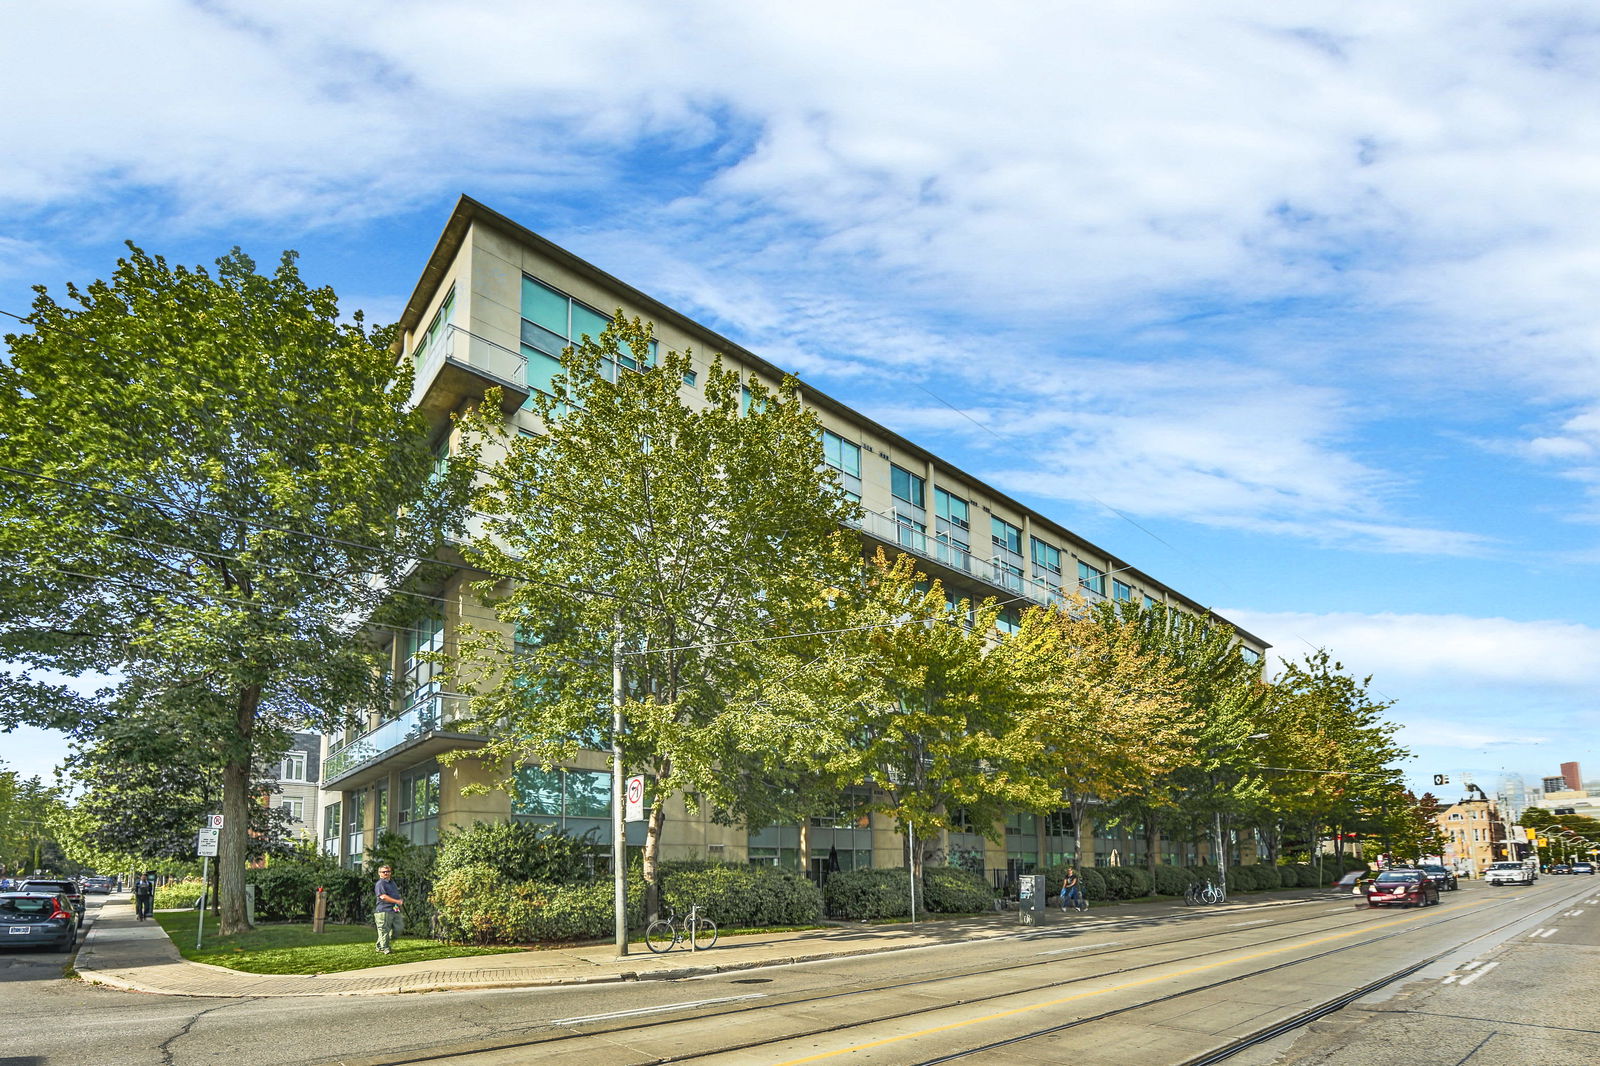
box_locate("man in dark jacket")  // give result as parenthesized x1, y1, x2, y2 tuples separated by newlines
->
(134, 872, 154, 920)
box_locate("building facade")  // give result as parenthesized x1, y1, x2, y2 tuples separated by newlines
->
(317, 197, 1270, 879)
(271, 731, 322, 845)
(1432, 797, 1508, 877)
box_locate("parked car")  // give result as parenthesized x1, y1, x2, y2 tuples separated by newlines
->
(1572, 862, 1596, 875)
(81, 876, 115, 895)
(17, 879, 85, 926)
(0, 891, 78, 952)
(1364, 868, 1440, 908)
(1550, 864, 1572, 875)
(1418, 864, 1459, 891)
(1484, 861, 1535, 886)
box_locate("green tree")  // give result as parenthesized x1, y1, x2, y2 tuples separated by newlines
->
(0, 767, 75, 876)
(0, 245, 470, 933)
(454, 314, 858, 895)
(1001, 597, 1191, 875)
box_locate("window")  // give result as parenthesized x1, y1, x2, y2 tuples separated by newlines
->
(322, 801, 340, 856)
(513, 767, 613, 825)
(895, 514, 927, 552)
(1113, 579, 1133, 603)
(280, 751, 307, 782)
(995, 606, 1020, 634)
(890, 464, 925, 509)
(821, 430, 862, 502)
(1240, 647, 1261, 665)
(520, 274, 656, 394)
(1078, 561, 1106, 595)
(934, 488, 969, 530)
(996, 559, 1023, 592)
(281, 798, 304, 822)
(396, 616, 445, 715)
(992, 517, 1022, 557)
(416, 286, 455, 360)
(1031, 538, 1062, 575)
(398, 766, 441, 845)
(1143, 594, 1159, 610)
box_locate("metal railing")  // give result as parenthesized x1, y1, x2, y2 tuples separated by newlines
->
(323, 693, 472, 782)
(410, 325, 527, 408)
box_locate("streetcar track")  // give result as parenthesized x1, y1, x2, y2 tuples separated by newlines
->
(336, 887, 1545, 1066)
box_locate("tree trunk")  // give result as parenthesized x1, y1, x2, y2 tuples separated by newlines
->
(1144, 816, 1160, 894)
(798, 820, 810, 880)
(643, 789, 666, 919)
(218, 684, 260, 935)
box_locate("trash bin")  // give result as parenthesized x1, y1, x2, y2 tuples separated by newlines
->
(1018, 873, 1046, 926)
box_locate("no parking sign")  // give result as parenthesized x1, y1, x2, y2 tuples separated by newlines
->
(624, 775, 645, 822)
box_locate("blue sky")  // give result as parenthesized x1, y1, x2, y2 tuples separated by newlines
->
(3, 2, 1598, 799)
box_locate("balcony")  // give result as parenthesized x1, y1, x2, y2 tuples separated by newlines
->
(847, 508, 1090, 610)
(410, 325, 530, 430)
(322, 693, 482, 790)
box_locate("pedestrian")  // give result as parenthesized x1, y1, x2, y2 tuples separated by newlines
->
(374, 863, 402, 955)
(1059, 866, 1086, 912)
(134, 871, 154, 921)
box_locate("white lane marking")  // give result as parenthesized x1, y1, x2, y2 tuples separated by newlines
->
(1528, 929, 1547, 937)
(1039, 941, 1123, 955)
(1458, 961, 1499, 986)
(1460, 960, 1482, 971)
(1564, 909, 1584, 917)
(553, 993, 766, 1025)
(1228, 919, 1272, 927)
(1539, 928, 1558, 938)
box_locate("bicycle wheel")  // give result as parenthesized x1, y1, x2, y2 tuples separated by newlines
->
(1201, 885, 1221, 905)
(644, 919, 678, 954)
(691, 918, 718, 950)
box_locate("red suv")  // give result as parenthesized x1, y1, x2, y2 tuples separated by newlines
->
(1365, 869, 1440, 908)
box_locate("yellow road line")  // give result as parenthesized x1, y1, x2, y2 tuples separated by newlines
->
(768, 899, 1489, 1065)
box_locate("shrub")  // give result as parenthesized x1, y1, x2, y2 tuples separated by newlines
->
(1185, 863, 1220, 886)
(153, 878, 206, 910)
(657, 862, 823, 928)
(246, 860, 367, 923)
(435, 820, 595, 885)
(432, 864, 651, 945)
(921, 866, 996, 914)
(825, 867, 912, 921)
(1230, 865, 1261, 891)
(1078, 867, 1108, 901)
(1099, 866, 1152, 900)
(1254, 865, 1282, 890)
(1152, 864, 1196, 896)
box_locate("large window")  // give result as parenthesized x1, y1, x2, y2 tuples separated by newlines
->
(396, 616, 445, 715)
(513, 767, 614, 832)
(1031, 538, 1061, 575)
(1113, 579, 1133, 603)
(281, 798, 304, 822)
(416, 286, 455, 361)
(934, 487, 970, 569)
(520, 275, 656, 396)
(398, 766, 441, 846)
(322, 801, 341, 857)
(890, 464, 925, 509)
(821, 430, 862, 502)
(991, 517, 1022, 557)
(1078, 561, 1106, 596)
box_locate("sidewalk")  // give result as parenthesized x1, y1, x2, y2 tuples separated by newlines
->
(73, 889, 1330, 998)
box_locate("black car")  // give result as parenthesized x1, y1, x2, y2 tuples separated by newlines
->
(1418, 864, 1459, 891)
(0, 892, 78, 952)
(17, 880, 85, 927)
(81, 876, 115, 895)
(1550, 864, 1572, 875)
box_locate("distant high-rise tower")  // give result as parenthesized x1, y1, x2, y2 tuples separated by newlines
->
(1562, 761, 1581, 791)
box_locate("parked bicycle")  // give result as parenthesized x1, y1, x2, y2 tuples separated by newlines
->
(1184, 880, 1224, 905)
(644, 902, 718, 953)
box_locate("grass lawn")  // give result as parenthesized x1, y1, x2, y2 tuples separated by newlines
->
(151, 911, 521, 975)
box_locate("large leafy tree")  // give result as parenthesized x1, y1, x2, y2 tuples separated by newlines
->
(0, 766, 76, 876)
(0, 245, 467, 932)
(455, 315, 858, 893)
(1002, 597, 1192, 873)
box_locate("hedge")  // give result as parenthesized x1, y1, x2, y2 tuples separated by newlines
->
(432, 863, 651, 945)
(1099, 866, 1153, 900)
(246, 861, 368, 923)
(1152, 864, 1196, 895)
(921, 866, 996, 914)
(152, 878, 206, 910)
(657, 862, 823, 927)
(824, 867, 913, 920)
(435, 820, 594, 885)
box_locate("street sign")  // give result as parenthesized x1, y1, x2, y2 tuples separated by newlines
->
(197, 828, 220, 856)
(624, 775, 645, 822)
(207, 813, 224, 829)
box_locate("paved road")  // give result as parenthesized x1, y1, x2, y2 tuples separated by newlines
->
(5, 878, 1595, 1065)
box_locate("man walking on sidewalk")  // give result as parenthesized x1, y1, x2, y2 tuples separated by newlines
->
(374, 864, 402, 955)
(134, 872, 154, 921)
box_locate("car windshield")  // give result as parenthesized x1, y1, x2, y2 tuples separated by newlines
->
(1420, 866, 1446, 873)
(1376, 871, 1422, 883)
(1489, 863, 1521, 870)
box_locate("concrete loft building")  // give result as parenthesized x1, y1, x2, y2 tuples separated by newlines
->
(316, 196, 1270, 880)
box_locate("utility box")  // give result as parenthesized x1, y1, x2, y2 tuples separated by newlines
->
(1018, 873, 1046, 925)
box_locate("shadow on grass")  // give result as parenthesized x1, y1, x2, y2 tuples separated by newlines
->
(151, 912, 520, 975)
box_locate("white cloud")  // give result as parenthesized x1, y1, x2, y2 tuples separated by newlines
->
(1223, 609, 1600, 688)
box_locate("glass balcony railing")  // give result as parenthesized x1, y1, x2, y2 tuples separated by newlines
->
(323, 693, 473, 782)
(846, 508, 1099, 611)
(410, 325, 528, 410)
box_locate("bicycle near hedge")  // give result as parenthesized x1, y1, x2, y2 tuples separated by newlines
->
(644, 902, 718, 953)
(1184, 880, 1224, 905)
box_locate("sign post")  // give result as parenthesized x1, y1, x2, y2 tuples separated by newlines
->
(196, 818, 220, 949)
